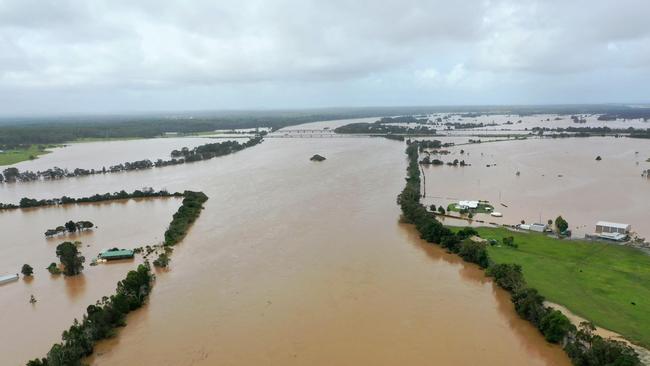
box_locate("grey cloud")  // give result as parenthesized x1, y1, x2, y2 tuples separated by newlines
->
(0, 0, 648, 114)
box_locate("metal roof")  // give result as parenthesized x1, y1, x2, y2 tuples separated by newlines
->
(596, 221, 630, 230)
(99, 249, 134, 258)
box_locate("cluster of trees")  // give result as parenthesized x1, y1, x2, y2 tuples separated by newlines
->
(443, 122, 489, 129)
(0, 137, 263, 184)
(397, 140, 640, 365)
(147, 190, 208, 268)
(334, 122, 437, 135)
(45, 221, 94, 237)
(531, 126, 647, 137)
(0, 189, 183, 210)
(419, 156, 468, 166)
(163, 191, 209, 248)
(377, 116, 427, 124)
(487, 264, 573, 342)
(27, 263, 154, 366)
(170, 136, 262, 162)
(56, 242, 85, 276)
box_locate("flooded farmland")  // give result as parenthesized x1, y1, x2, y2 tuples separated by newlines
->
(421, 136, 650, 239)
(4, 116, 646, 365)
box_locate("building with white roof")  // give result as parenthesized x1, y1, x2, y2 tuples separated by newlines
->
(458, 200, 479, 209)
(595, 221, 631, 234)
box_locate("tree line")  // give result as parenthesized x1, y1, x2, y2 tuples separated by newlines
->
(397, 140, 640, 365)
(0, 188, 183, 210)
(26, 191, 210, 363)
(334, 122, 437, 135)
(0, 136, 263, 184)
(26, 263, 154, 366)
(45, 221, 94, 237)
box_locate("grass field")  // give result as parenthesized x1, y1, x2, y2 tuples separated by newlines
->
(472, 227, 650, 348)
(0, 145, 51, 166)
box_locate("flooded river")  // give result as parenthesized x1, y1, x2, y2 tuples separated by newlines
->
(1, 122, 573, 365)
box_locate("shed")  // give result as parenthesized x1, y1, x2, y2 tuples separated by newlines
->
(595, 221, 631, 234)
(99, 249, 134, 261)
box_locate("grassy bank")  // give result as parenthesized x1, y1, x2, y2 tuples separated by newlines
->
(473, 226, 650, 348)
(0, 145, 52, 166)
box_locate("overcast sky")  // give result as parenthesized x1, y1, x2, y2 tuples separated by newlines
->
(0, 0, 649, 115)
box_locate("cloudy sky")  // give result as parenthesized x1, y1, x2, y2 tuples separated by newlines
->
(0, 0, 649, 115)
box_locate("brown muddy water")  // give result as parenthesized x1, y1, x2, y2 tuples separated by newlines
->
(1, 129, 572, 365)
(421, 136, 650, 239)
(0, 198, 181, 365)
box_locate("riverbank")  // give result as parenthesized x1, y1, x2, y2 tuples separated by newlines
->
(400, 140, 641, 364)
(475, 226, 650, 349)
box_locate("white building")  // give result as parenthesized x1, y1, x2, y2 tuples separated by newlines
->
(595, 221, 631, 241)
(595, 221, 631, 234)
(458, 200, 479, 210)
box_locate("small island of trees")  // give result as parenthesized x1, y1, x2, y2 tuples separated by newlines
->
(55, 242, 85, 276)
(45, 220, 94, 237)
(310, 154, 326, 162)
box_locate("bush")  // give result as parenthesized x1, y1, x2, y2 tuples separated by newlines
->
(21, 264, 33, 276)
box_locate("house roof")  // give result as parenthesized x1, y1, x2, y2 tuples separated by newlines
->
(99, 249, 134, 258)
(596, 221, 630, 230)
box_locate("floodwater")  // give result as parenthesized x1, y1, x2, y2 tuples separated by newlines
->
(10, 136, 228, 171)
(1, 123, 573, 365)
(421, 136, 650, 239)
(0, 198, 182, 365)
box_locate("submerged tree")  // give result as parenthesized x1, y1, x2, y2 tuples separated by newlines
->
(56, 242, 85, 276)
(21, 264, 34, 276)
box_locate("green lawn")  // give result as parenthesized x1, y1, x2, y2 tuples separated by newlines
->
(473, 227, 650, 348)
(0, 145, 52, 166)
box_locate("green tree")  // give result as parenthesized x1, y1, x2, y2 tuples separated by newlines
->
(47, 262, 61, 275)
(555, 216, 568, 233)
(64, 220, 77, 233)
(437, 206, 446, 215)
(56, 242, 85, 276)
(21, 264, 34, 276)
(539, 309, 574, 343)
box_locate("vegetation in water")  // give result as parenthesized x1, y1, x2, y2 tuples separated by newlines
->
(334, 122, 436, 135)
(0, 188, 183, 210)
(26, 263, 154, 366)
(0, 137, 263, 184)
(398, 140, 640, 364)
(21, 264, 33, 276)
(46, 263, 61, 275)
(310, 154, 326, 161)
(56, 242, 85, 276)
(45, 221, 94, 237)
(163, 191, 209, 247)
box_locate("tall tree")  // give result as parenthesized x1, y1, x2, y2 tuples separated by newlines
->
(56, 242, 85, 276)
